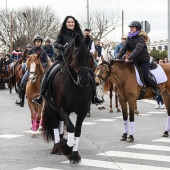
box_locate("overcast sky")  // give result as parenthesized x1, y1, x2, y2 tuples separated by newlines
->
(0, 0, 168, 43)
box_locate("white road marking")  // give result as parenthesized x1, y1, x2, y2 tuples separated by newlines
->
(153, 138, 170, 143)
(28, 168, 62, 170)
(83, 122, 97, 125)
(128, 144, 170, 151)
(62, 158, 170, 170)
(147, 111, 165, 114)
(97, 150, 170, 162)
(94, 119, 116, 122)
(0, 134, 23, 138)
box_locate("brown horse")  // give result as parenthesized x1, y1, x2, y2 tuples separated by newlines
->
(0, 58, 8, 89)
(26, 54, 44, 138)
(95, 60, 170, 142)
(8, 58, 23, 93)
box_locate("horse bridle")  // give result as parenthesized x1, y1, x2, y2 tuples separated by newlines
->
(95, 62, 111, 85)
(61, 48, 90, 87)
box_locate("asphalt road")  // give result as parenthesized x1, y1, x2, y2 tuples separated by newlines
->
(0, 88, 170, 170)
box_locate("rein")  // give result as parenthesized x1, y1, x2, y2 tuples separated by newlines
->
(61, 51, 89, 87)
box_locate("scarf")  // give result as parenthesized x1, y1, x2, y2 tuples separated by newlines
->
(128, 31, 140, 38)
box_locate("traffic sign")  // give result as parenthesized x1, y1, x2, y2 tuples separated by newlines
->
(141, 21, 150, 33)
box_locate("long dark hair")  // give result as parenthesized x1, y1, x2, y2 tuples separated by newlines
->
(59, 16, 83, 39)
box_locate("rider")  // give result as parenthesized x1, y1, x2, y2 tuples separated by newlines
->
(114, 35, 127, 57)
(32, 16, 103, 105)
(116, 20, 160, 98)
(16, 35, 48, 107)
(43, 38, 55, 60)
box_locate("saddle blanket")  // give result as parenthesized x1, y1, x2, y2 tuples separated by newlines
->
(134, 64, 167, 86)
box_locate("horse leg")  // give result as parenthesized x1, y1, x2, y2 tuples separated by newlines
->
(115, 86, 121, 112)
(69, 113, 86, 164)
(160, 90, 170, 137)
(127, 98, 136, 142)
(58, 108, 74, 158)
(109, 85, 113, 113)
(118, 97, 128, 141)
(134, 101, 139, 115)
(36, 104, 43, 131)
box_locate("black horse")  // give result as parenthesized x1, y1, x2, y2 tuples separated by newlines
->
(43, 34, 92, 163)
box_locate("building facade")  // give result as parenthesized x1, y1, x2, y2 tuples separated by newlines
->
(150, 39, 168, 51)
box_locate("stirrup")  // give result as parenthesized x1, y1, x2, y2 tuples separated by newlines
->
(32, 96, 43, 105)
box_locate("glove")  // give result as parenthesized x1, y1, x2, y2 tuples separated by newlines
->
(58, 45, 64, 51)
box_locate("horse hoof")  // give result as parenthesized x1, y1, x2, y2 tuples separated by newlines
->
(117, 108, 121, 112)
(102, 106, 106, 109)
(120, 133, 127, 141)
(69, 151, 81, 164)
(38, 126, 43, 131)
(98, 106, 102, 110)
(110, 109, 113, 113)
(31, 133, 36, 138)
(51, 143, 63, 155)
(162, 131, 169, 137)
(127, 135, 134, 142)
(135, 111, 139, 115)
(86, 113, 91, 117)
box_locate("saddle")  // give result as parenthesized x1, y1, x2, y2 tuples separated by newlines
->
(45, 62, 63, 111)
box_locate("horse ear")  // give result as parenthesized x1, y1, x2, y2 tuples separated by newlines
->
(75, 34, 81, 47)
(84, 35, 90, 47)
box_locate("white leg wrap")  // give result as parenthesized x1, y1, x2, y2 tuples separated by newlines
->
(53, 129, 60, 144)
(67, 132, 74, 147)
(129, 122, 135, 136)
(73, 137, 79, 151)
(166, 116, 170, 132)
(58, 121, 64, 134)
(123, 120, 128, 134)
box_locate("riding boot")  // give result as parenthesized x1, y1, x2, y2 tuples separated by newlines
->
(89, 72, 104, 105)
(146, 75, 161, 98)
(32, 73, 48, 105)
(15, 86, 25, 107)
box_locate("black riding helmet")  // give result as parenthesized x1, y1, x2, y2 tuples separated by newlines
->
(128, 21, 142, 30)
(26, 44, 32, 48)
(45, 38, 51, 43)
(33, 35, 43, 43)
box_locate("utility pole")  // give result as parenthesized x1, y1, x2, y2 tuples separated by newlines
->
(5, 0, 8, 54)
(168, 0, 170, 62)
(122, 10, 124, 37)
(87, 0, 90, 28)
(10, 12, 13, 54)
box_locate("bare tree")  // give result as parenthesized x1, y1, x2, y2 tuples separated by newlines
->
(81, 9, 119, 42)
(0, 6, 60, 51)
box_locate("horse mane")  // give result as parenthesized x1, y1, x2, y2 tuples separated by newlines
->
(68, 39, 90, 72)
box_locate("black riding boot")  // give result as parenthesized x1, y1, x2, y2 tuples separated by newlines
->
(15, 86, 25, 107)
(32, 73, 47, 105)
(146, 75, 161, 98)
(89, 71, 104, 105)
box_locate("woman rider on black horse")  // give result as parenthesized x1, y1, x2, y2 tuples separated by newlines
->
(116, 21, 160, 98)
(32, 16, 103, 105)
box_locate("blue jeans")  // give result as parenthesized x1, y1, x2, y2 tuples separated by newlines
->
(137, 61, 150, 80)
(20, 70, 29, 88)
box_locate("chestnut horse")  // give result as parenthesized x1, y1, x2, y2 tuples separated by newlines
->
(95, 60, 170, 142)
(26, 54, 44, 138)
(0, 58, 8, 89)
(43, 35, 92, 164)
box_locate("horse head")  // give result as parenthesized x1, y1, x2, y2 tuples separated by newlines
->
(65, 34, 91, 87)
(95, 61, 111, 86)
(103, 45, 115, 62)
(26, 54, 43, 83)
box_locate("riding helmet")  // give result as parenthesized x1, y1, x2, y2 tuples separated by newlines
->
(33, 35, 43, 43)
(26, 44, 32, 48)
(128, 21, 142, 30)
(45, 38, 51, 43)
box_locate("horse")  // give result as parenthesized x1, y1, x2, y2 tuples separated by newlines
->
(0, 58, 8, 89)
(8, 58, 23, 93)
(95, 50, 170, 142)
(43, 34, 92, 164)
(25, 54, 44, 138)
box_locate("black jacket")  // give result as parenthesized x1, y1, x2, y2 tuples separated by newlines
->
(28, 47, 48, 68)
(117, 33, 149, 63)
(54, 29, 83, 60)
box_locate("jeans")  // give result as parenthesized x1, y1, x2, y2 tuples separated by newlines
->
(20, 70, 29, 87)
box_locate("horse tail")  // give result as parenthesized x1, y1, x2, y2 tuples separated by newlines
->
(43, 103, 54, 142)
(103, 79, 110, 94)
